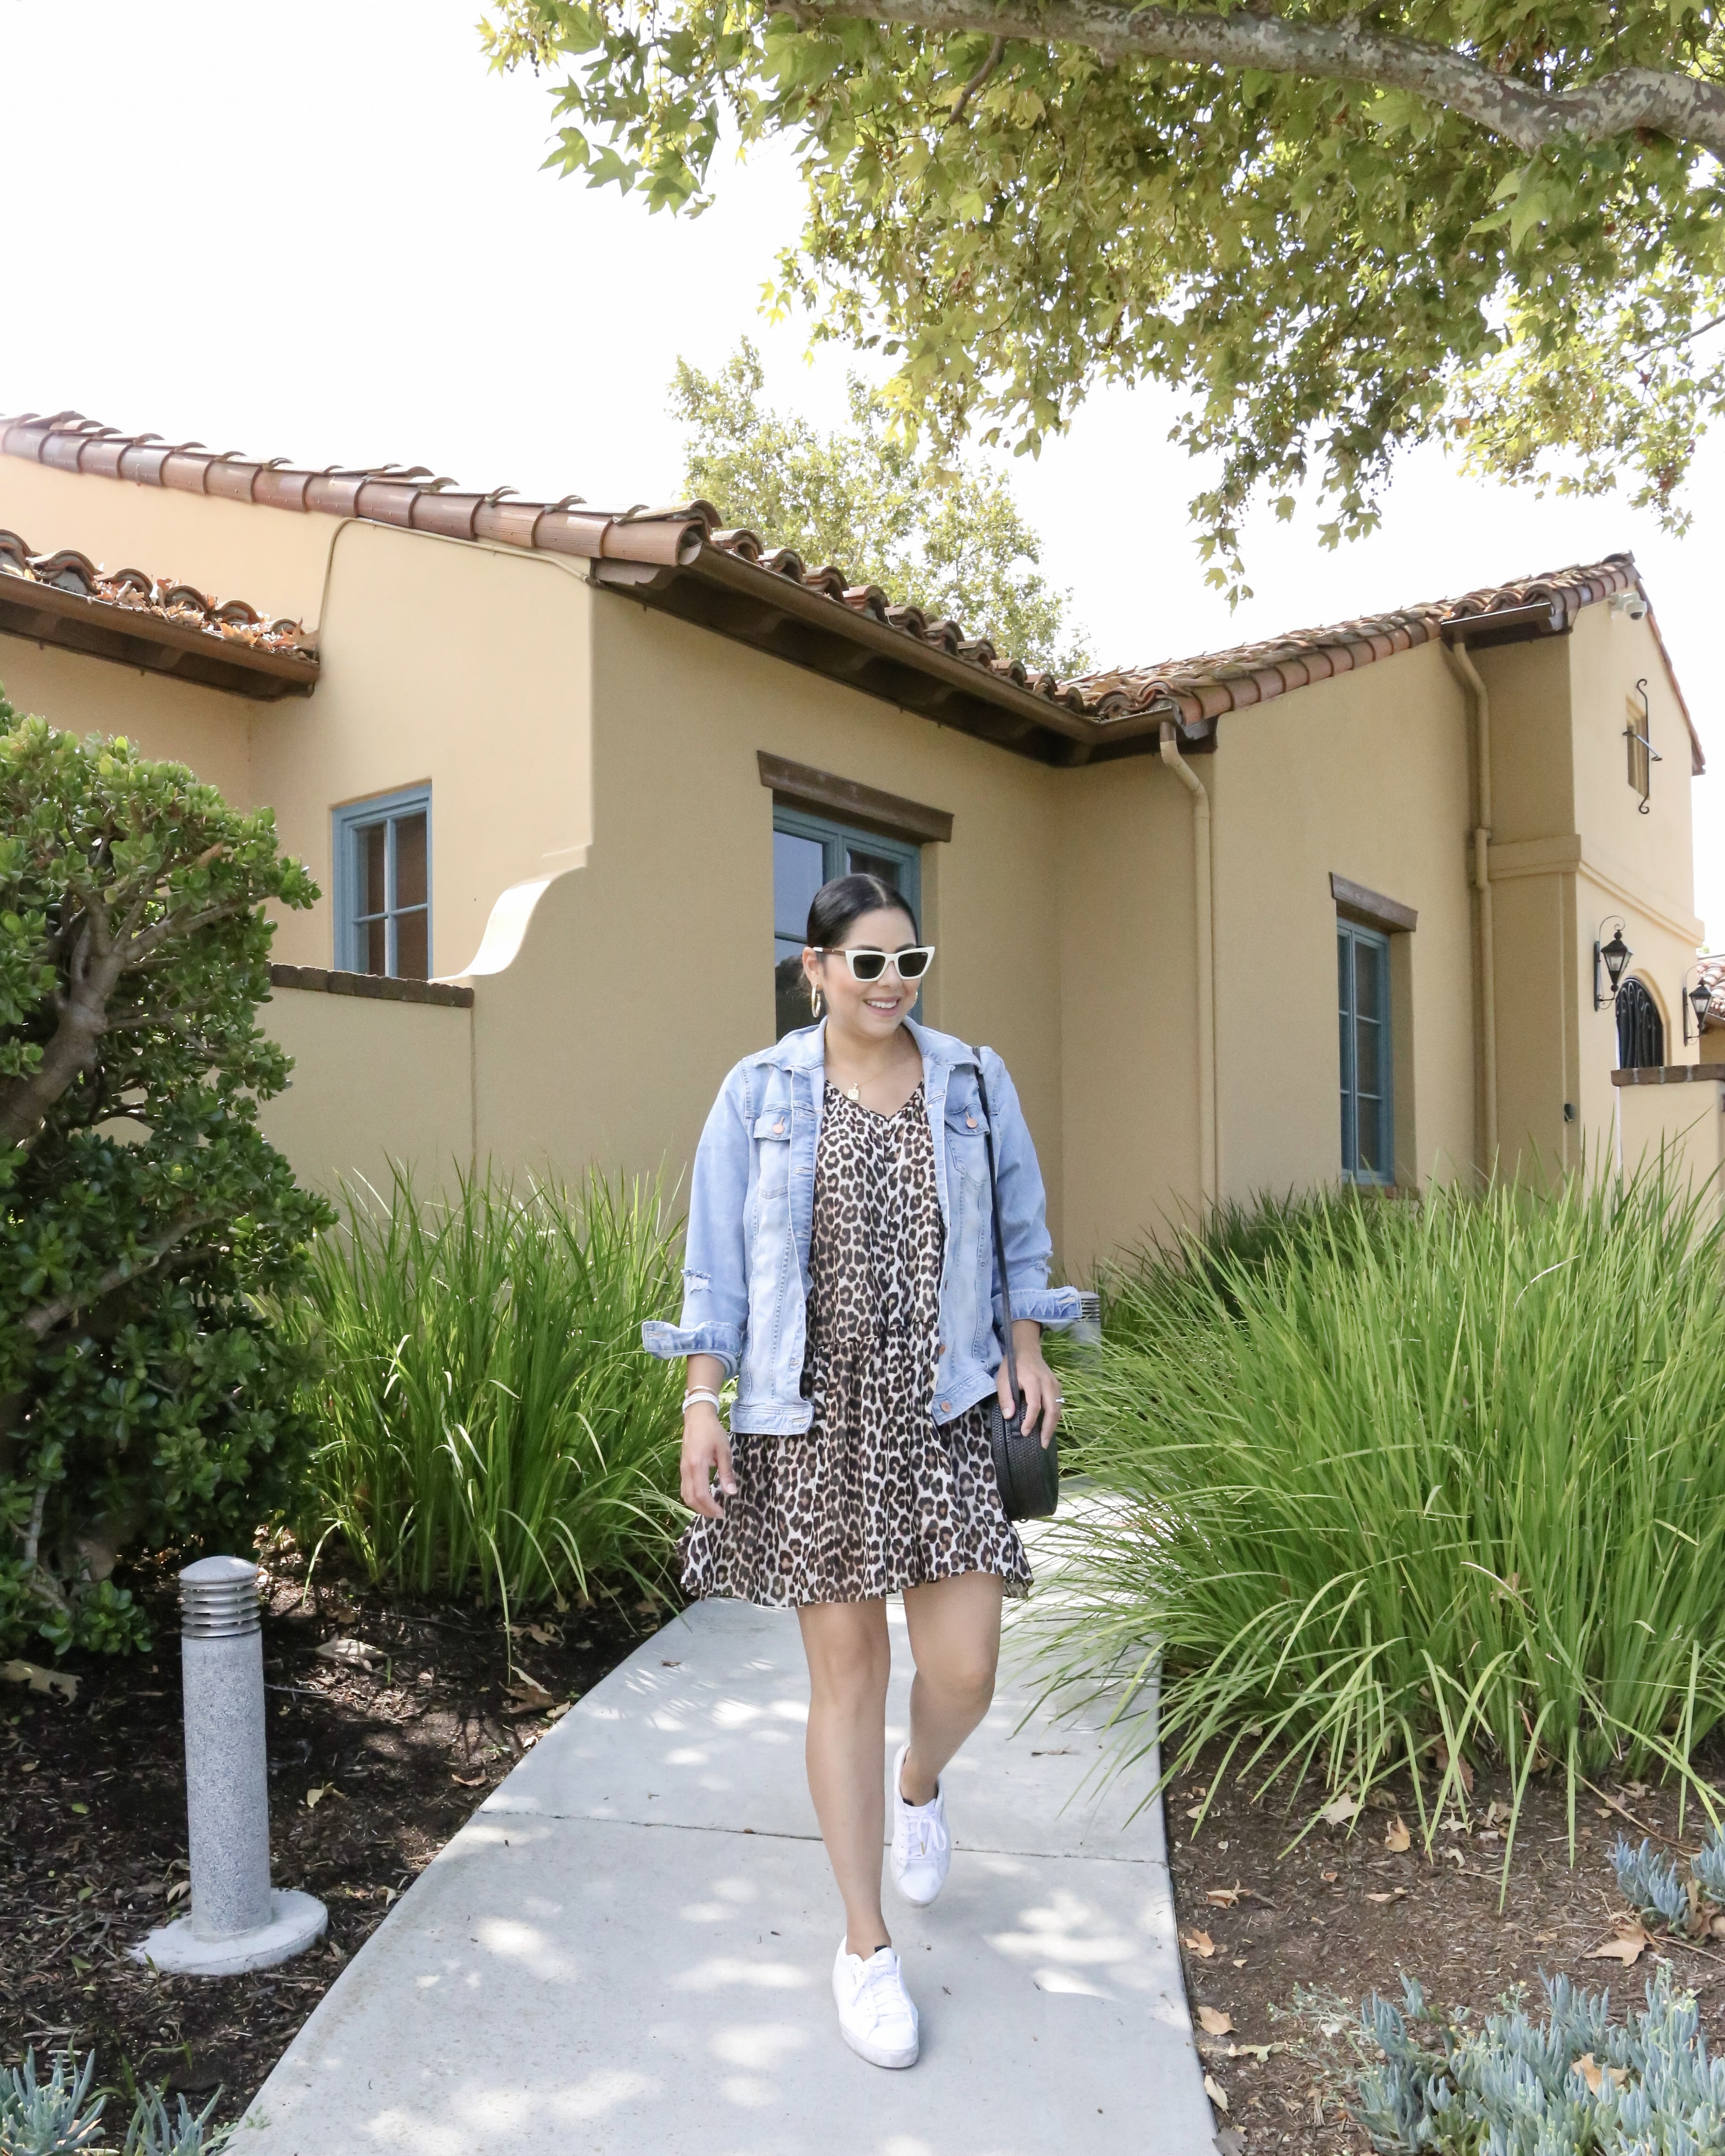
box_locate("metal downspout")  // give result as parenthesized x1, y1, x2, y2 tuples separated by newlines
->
(1443, 639, 1499, 1174)
(1159, 722, 1218, 1210)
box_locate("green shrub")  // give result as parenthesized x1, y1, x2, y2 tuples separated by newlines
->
(1357, 1967, 1725, 2153)
(288, 1168, 685, 1614)
(1042, 1168, 1725, 1831)
(0, 713, 329, 1657)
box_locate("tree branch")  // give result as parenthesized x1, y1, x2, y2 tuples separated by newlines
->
(950, 32, 1006, 121)
(803, 0, 1725, 159)
(21, 1213, 215, 1345)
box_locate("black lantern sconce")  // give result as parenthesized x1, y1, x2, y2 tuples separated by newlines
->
(1683, 963, 1716, 1046)
(1594, 918, 1633, 1012)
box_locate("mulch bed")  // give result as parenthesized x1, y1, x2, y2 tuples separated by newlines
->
(1167, 1737, 1725, 2151)
(16, 1565, 1725, 2154)
(1, 1539, 661, 2132)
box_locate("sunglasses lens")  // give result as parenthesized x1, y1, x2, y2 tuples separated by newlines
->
(897, 949, 932, 979)
(849, 951, 888, 982)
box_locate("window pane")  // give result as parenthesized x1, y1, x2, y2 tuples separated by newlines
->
(1337, 932, 1350, 1013)
(364, 823, 387, 919)
(1357, 1095, 1383, 1176)
(394, 812, 427, 911)
(774, 830, 827, 945)
(395, 907, 429, 982)
(847, 845, 902, 889)
(1354, 939, 1381, 1023)
(365, 915, 388, 975)
(1356, 1014, 1381, 1098)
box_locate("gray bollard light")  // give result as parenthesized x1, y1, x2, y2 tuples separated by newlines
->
(131, 1555, 327, 1976)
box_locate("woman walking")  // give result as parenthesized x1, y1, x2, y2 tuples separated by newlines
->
(644, 872, 1079, 2069)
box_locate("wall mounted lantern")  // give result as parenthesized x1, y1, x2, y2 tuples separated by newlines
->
(1594, 918, 1633, 1012)
(1683, 964, 1716, 1046)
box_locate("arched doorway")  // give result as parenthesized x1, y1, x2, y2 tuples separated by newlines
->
(1617, 977, 1665, 1069)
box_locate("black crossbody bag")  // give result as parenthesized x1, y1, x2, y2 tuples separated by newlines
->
(970, 1050, 1060, 1521)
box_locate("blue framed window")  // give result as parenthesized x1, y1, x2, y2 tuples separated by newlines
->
(333, 786, 431, 979)
(1339, 921, 1393, 1183)
(772, 806, 922, 1038)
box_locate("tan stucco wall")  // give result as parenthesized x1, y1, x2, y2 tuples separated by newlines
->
(1616, 1080, 1725, 1205)
(0, 457, 338, 630)
(0, 632, 256, 807)
(1207, 640, 1478, 1199)
(258, 984, 473, 1200)
(253, 521, 594, 975)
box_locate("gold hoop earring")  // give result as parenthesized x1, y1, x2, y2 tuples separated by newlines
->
(810, 984, 824, 1019)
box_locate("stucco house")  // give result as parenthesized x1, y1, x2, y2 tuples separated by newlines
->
(0, 408, 1714, 1272)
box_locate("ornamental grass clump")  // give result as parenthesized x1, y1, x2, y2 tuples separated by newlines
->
(1042, 1167, 1725, 1835)
(290, 1168, 685, 1616)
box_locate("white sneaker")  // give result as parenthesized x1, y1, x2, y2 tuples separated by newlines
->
(832, 1939, 920, 2068)
(889, 1743, 951, 1907)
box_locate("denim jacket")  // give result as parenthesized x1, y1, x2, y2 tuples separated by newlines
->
(642, 1019, 1082, 1434)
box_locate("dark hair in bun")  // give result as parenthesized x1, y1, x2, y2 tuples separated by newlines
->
(806, 873, 919, 947)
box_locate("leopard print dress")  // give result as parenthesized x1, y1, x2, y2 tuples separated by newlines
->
(680, 1080, 1032, 1607)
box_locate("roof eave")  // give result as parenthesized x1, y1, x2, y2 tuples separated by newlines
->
(592, 546, 1190, 766)
(0, 574, 319, 701)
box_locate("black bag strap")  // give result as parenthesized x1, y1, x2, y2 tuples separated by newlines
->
(969, 1047, 1019, 1408)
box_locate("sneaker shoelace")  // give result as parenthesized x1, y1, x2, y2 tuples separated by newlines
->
(901, 1805, 949, 1862)
(856, 1954, 911, 2032)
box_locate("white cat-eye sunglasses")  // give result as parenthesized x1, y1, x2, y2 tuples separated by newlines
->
(811, 944, 937, 983)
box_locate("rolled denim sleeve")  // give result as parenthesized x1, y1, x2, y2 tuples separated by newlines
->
(641, 1067, 751, 1377)
(984, 1050, 1081, 1333)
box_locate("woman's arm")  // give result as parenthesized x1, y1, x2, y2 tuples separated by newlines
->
(997, 1321, 1062, 1447)
(642, 1071, 753, 1372)
(680, 1353, 735, 1519)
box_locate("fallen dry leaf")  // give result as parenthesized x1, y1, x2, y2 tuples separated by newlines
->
(520, 1621, 561, 1646)
(1320, 1792, 1360, 1827)
(1321, 1869, 1339, 1884)
(1385, 1816, 1412, 1853)
(317, 1637, 383, 1670)
(1182, 1930, 1217, 1958)
(1197, 2006, 1235, 2036)
(451, 1771, 487, 1788)
(1586, 1925, 1651, 1967)
(1203, 2074, 1229, 2113)
(2, 1658, 78, 1703)
(1185, 1804, 1205, 1820)
(305, 1783, 336, 1810)
(543, 1700, 572, 1722)
(1576, 2052, 1629, 2095)
(1207, 1885, 1242, 1907)
(1434, 1738, 1475, 1797)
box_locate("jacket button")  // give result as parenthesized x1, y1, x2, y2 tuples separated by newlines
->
(940, 1401, 950, 1413)
(773, 1120, 786, 1134)
(966, 1113, 977, 1128)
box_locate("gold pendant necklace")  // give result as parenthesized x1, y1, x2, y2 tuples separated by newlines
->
(845, 1083, 862, 1103)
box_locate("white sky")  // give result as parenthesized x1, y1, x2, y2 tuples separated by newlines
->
(4, 0, 1720, 940)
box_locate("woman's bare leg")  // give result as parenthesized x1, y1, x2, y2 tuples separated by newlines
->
(897, 1572, 1004, 1806)
(798, 1598, 893, 1956)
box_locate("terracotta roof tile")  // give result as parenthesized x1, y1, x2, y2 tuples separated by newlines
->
(0, 409, 1696, 768)
(0, 526, 316, 700)
(0, 529, 312, 656)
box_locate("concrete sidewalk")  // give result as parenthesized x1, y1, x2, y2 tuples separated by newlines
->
(239, 1585, 1215, 2156)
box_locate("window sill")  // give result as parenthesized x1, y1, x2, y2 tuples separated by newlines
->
(1611, 1064, 1725, 1086)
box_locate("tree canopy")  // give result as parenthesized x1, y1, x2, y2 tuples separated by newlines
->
(673, 339, 1089, 669)
(486, 0, 1725, 599)
(1, 713, 330, 1654)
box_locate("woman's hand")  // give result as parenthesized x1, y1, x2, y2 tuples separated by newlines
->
(681, 1403, 736, 1518)
(999, 1321, 1063, 1449)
